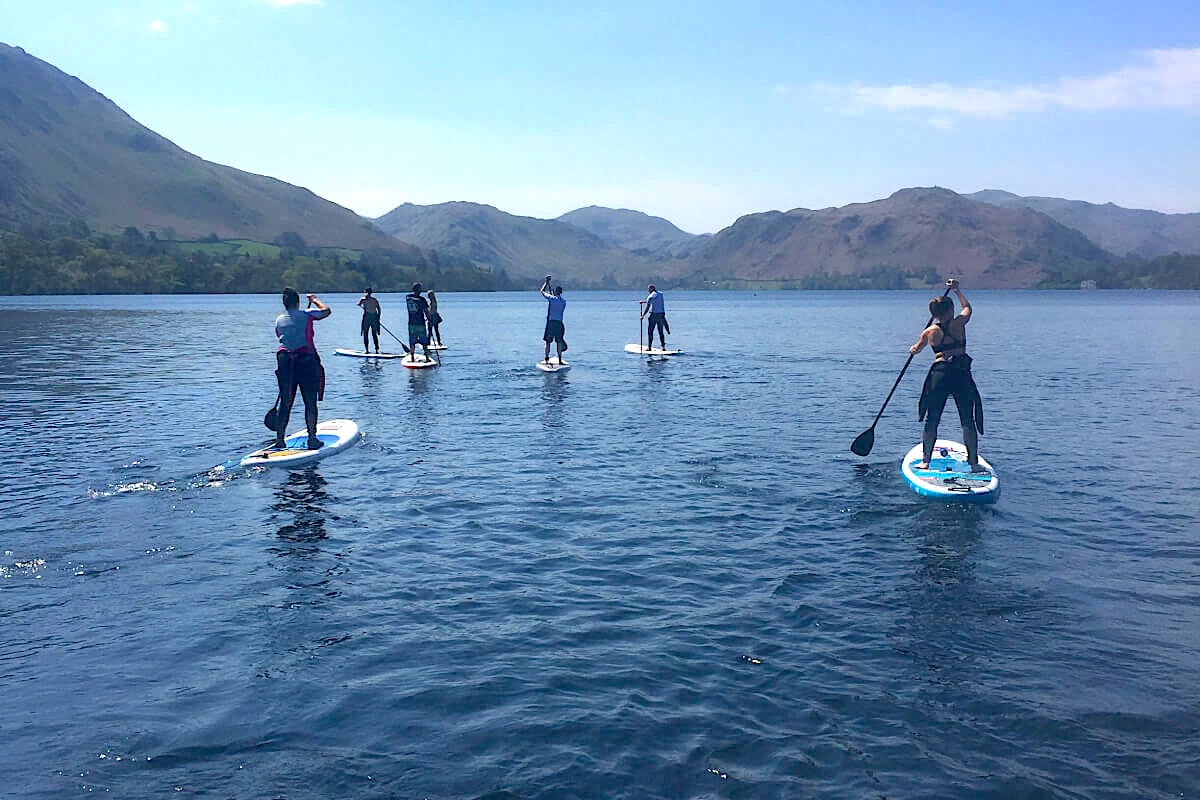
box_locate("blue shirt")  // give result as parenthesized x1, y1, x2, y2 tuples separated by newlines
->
(645, 290, 665, 314)
(544, 294, 566, 321)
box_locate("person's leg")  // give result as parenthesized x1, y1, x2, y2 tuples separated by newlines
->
(950, 382, 981, 467)
(656, 316, 667, 348)
(372, 323, 380, 353)
(920, 373, 951, 467)
(274, 352, 294, 446)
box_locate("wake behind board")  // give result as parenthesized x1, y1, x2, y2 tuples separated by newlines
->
(402, 353, 439, 369)
(335, 348, 404, 359)
(537, 359, 570, 373)
(901, 439, 998, 503)
(240, 419, 362, 469)
(624, 344, 682, 356)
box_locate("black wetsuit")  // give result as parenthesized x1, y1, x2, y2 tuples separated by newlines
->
(918, 320, 983, 464)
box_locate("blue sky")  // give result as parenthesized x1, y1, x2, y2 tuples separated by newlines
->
(2, 0, 1198, 232)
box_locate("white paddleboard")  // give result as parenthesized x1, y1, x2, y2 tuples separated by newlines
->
(624, 344, 682, 356)
(428, 344, 448, 351)
(335, 348, 404, 359)
(900, 439, 999, 503)
(537, 359, 570, 373)
(402, 353, 439, 369)
(241, 419, 362, 469)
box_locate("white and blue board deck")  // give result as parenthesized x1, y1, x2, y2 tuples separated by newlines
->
(335, 348, 404, 359)
(901, 440, 998, 503)
(537, 359, 570, 373)
(428, 344, 448, 351)
(624, 344, 682, 356)
(240, 419, 362, 469)
(402, 354, 439, 369)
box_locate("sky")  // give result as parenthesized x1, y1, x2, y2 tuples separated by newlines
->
(2, 0, 1199, 233)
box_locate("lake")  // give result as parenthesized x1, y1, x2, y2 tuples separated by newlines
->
(2, 289, 1198, 799)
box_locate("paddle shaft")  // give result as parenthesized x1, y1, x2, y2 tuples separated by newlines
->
(638, 300, 645, 351)
(865, 283, 954, 429)
(378, 321, 411, 353)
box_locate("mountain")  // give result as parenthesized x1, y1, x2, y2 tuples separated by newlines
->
(966, 190, 1200, 259)
(556, 206, 707, 258)
(0, 43, 405, 251)
(679, 187, 1115, 288)
(375, 201, 658, 287)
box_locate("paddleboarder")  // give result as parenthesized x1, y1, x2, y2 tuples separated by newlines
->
(640, 284, 669, 350)
(540, 275, 567, 365)
(356, 287, 382, 354)
(405, 283, 433, 362)
(908, 278, 985, 471)
(273, 288, 331, 450)
(427, 289, 444, 347)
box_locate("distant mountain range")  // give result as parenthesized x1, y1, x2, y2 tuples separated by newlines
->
(0, 42, 410, 254)
(966, 190, 1200, 259)
(3, 41, 1198, 291)
(374, 201, 656, 287)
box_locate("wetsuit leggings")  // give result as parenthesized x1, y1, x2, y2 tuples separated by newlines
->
(647, 313, 667, 346)
(276, 351, 320, 439)
(922, 363, 978, 465)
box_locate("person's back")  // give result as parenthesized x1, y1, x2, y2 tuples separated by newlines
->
(272, 288, 330, 450)
(405, 283, 432, 358)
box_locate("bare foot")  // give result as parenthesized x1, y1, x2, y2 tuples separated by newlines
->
(915, 461, 929, 470)
(970, 463, 988, 473)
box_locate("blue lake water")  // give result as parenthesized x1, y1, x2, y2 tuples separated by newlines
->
(2, 289, 1198, 799)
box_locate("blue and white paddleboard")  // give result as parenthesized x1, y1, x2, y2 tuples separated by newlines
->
(901, 439, 998, 503)
(241, 419, 362, 468)
(537, 359, 570, 373)
(334, 348, 404, 359)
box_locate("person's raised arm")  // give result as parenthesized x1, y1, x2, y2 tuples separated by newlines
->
(307, 294, 331, 318)
(949, 278, 971, 322)
(540, 275, 553, 299)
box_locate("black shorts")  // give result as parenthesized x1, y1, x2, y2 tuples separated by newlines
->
(276, 350, 322, 401)
(543, 319, 566, 345)
(361, 313, 381, 336)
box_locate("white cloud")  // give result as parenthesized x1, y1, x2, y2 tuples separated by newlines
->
(148, 19, 168, 33)
(826, 48, 1200, 118)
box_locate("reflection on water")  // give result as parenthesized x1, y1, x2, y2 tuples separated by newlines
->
(541, 373, 570, 430)
(271, 468, 329, 543)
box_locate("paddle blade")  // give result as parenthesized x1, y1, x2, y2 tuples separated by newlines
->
(850, 427, 875, 456)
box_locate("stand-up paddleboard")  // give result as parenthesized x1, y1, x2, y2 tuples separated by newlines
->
(334, 348, 404, 359)
(624, 344, 682, 356)
(241, 419, 362, 468)
(428, 344, 448, 351)
(901, 439, 998, 503)
(402, 353, 439, 369)
(537, 359, 570, 373)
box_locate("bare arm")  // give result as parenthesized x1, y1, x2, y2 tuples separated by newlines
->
(949, 279, 970, 322)
(540, 275, 552, 299)
(910, 325, 937, 354)
(306, 294, 331, 318)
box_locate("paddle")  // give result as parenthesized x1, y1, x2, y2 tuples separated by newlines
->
(378, 321, 412, 354)
(638, 300, 645, 353)
(849, 282, 953, 456)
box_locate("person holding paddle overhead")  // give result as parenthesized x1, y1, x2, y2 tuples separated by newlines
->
(909, 278, 985, 471)
(640, 284, 669, 350)
(540, 275, 567, 365)
(356, 287, 382, 354)
(405, 283, 434, 362)
(273, 288, 331, 450)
